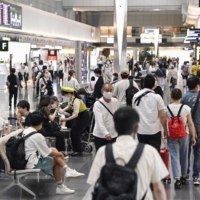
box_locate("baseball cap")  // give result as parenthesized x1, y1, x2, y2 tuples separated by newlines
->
(61, 87, 75, 93)
(50, 96, 58, 101)
(120, 69, 129, 75)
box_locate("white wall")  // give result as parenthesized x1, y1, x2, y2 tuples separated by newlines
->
(0, 3, 98, 43)
(159, 47, 193, 66)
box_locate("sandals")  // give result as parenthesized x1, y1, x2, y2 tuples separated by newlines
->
(175, 180, 182, 189)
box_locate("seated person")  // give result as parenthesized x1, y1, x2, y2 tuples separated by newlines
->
(17, 100, 67, 157)
(77, 88, 87, 105)
(50, 96, 71, 118)
(24, 111, 84, 195)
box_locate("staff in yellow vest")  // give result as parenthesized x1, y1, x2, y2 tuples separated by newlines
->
(61, 87, 90, 156)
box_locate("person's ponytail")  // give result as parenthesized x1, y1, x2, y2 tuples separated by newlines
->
(68, 70, 75, 81)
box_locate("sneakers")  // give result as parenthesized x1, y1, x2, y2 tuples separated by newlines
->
(66, 168, 85, 178)
(186, 174, 190, 180)
(56, 185, 75, 194)
(193, 177, 200, 186)
(61, 126, 67, 130)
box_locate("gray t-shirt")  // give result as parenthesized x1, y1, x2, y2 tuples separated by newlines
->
(181, 91, 200, 134)
(113, 79, 139, 107)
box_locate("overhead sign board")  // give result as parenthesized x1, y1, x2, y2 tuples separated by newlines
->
(0, 1, 22, 29)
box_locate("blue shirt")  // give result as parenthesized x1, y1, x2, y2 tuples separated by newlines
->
(155, 68, 166, 78)
(80, 96, 86, 106)
(181, 91, 200, 133)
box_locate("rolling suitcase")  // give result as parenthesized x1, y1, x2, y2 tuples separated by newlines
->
(160, 147, 171, 184)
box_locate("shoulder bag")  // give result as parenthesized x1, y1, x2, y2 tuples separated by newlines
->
(98, 101, 113, 116)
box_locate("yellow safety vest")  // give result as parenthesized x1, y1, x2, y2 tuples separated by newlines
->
(70, 98, 87, 113)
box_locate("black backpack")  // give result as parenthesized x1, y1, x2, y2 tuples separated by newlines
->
(6, 131, 37, 170)
(126, 79, 139, 107)
(92, 144, 147, 200)
(42, 77, 53, 96)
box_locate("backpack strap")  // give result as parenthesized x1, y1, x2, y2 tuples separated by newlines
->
(105, 144, 115, 163)
(177, 104, 184, 117)
(129, 79, 133, 87)
(167, 105, 174, 117)
(126, 143, 145, 169)
(23, 131, 37, 140)
(134, 91, 153, 106)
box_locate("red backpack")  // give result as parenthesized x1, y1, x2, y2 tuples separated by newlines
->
(167, 104, 186, 139)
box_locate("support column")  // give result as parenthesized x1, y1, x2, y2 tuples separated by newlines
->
(154, 29, 159, 57)
(75, 41, 82, 85)
(114, 0, 127, 73)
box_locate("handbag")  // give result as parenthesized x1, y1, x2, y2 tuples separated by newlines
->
(170, 77, 177, 85)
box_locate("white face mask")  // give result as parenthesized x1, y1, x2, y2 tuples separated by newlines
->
(103, 92, 112, 99)
(51, 104, 57, 109)
(65, 96, 70, 102)
(107, 62, 110, 64)
(45, 74, 49, 78)
(155, 81, 158, 86)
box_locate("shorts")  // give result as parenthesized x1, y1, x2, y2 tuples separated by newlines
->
(34, 156, 53, 175)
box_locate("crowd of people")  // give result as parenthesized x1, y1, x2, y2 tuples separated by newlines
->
(3, 54, 200, 199)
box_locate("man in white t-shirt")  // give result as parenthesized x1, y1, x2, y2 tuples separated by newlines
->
(113, 69, 139, 107)
(87, 107, 168, 200)
(132, 74, 168, 152)
(23, 111, 85, 195)
(93, 83, 119, 151)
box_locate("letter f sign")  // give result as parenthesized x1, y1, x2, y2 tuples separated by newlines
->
(0, 41, 8, 51)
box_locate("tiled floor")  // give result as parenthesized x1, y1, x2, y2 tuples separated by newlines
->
(0, 70, 200, 200)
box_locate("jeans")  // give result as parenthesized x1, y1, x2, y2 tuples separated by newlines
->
(193, 137, 200, 178)
(170, 85, 175, 91)
(168, 134, 189, 179)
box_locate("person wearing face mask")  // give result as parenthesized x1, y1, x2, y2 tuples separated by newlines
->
(39, 69, 53, 97)
(102, 60, 113, 83)
(60, 87, 90, 156)
(93, 83, 119, 152)
(35, 65, 52, 98)
(50, 96, 71, 118)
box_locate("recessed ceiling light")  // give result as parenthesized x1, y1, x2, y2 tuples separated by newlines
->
(153, 9, 161, 11)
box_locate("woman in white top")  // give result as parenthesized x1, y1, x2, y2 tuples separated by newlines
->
(63, 70, 80, 91)
(57, 61, 64, 85)
(48, 61, 54, 80)
(167, 64, 178, 91)
(39, 70, 52, 96)
(165, 88, 196, 189)
(148, 61, 157, 74)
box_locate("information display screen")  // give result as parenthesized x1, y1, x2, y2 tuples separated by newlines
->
(0, 1, 22, 29)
